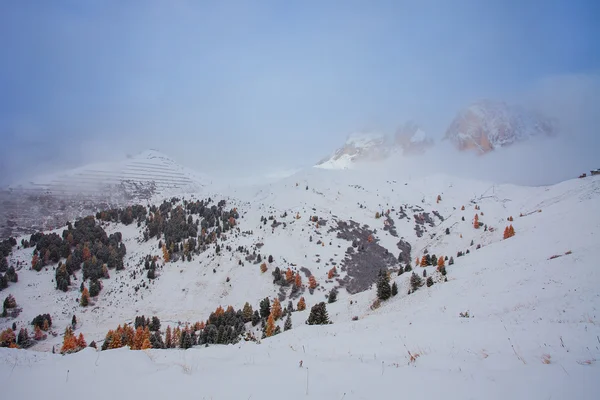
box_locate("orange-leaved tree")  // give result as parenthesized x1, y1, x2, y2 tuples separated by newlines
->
(80, 287, 90, 307)
(473, 214, 479, 229)
(61, 327, 78, 354)
(260, 262, 268, 273)
(265, 313, 275, 337)
(294, 273, 302, 288)
(308, 275, 317, 289)
(437, 256, 445, 269)
(420, 256, 428, 267)
(165, 326, 172, 348)
(328, 267, 336, 280)
(297, 297, 306, 311)
(271, 298, 282, 320)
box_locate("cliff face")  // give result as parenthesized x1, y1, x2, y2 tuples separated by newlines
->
(445, 100, 557, 153)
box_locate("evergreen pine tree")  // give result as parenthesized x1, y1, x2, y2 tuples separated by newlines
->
(242, 302, 253, 323)
(328, 289, 337, 303)
(252, 310, 261, 327)
(306, 302, 329, 325)
(426, 276, 434, 287)
(376, 269, 392, 301)
(284, 313, 292, 331)
(391, 282, 398, 296)
(410, 272, 422, 292)
(259, 297, 271, 319)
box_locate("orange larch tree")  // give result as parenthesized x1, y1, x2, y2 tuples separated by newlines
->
(285, 268, 294, 283)
(271, 298, 282, 320)
(76, 333, 87, 349)
(308, 275, 317, 289)
(437, 256, 445, 269)
(260, 262, 268, 273)
(80, 287, 90, 307)
(294, 273, 302, 288)
(420, 256, 428, 267)
(327, 267, 336, 280)
(297, 297, 306, 311)
(162, 244, 170, 262)
(265, 313, 275, 337)
(165, 326, 172, 348)
(473, 214, 479, 229)
(61, 327, 78, 354)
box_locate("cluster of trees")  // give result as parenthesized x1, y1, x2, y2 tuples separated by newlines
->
(0, 237, 17, 291)
(0, 307, 51, 348)
(28, 216, 126, 296)
(503, 225, 516, 239)
(96, 205, 147, 226)
(2, 294, 17, 317)
(102, 322, 160, 350)
(61, 327, 87, 354)
(143, 198, 239, 263)
(418, 254, 448, 268)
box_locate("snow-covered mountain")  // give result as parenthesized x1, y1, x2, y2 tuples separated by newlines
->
(1, 161, 599, 398)
(0, 150, 207, 238)
(445, 100, 558, 153)
(316, 124, 432, 169)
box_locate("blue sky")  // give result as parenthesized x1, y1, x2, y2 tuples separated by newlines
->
(0, 0, 599, 184)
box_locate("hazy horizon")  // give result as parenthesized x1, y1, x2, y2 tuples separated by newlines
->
(1, 1, 599, 186)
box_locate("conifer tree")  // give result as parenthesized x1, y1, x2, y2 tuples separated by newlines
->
(297, 297, 306, 311)
(285, 268, 294, 283)
(265, 313, 275, 337)
(306, 302, 329, 325)
(376, 269, 392, 301)
(284, 313, 292, 331)
(437, 256, 445, 269)
(260, 262, 268, 273)
(426, 276, 434, 287)
(61, 327, 78, 354)
(259, 297, 271, 319)
(165, 326, 173, 349)
(410, 272, 422, 292)
(308, 275, 317, 289)
(242, 302, 253, 323)
(294, 273, 302, 287)
(391, 282, 398, 296)
(80, 287, 90, 307)
(271, 298, 282, 320)
(328, 267, 336, 279)
(431, 254, 438, 267)
(473, 214, 479, 229)
(251, 310, 261, 326)
(449, 256, 454, 265)
(76, 333, 86, 349)
(328, 288, 337, 303)
(420, 256, 427, 267)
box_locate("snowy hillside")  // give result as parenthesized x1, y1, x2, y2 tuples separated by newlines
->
(445, 100, 558, 153)
(0, 150, 207, 238)
(1, 168, 599, 399)
(316, 125, 433, 170)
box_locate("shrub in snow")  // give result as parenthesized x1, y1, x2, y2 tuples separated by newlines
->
(426, 277, 434, 287)
(328, 289, 338, 303)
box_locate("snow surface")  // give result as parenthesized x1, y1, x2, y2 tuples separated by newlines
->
(1, 168, 599, 399)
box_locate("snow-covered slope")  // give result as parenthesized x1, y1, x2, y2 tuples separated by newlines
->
(0, 150, 208, 237)
(316, 124, 433, 170)
(1, 170, 599, 399)
(315, 132, 389, 170)
(445, 100, 557, 153)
